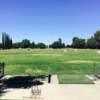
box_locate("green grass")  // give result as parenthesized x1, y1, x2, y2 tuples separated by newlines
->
(58, 74, 94, 84)
(0, 48, 100, 75)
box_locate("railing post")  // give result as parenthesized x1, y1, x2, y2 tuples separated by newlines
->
(0, 63, 5, 78)
(48, 74, 51, 83)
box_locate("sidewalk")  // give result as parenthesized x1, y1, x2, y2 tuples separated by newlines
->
(1, 75, 100, 100)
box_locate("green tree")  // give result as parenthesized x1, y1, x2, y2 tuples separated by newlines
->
(72, 37, 86, 48)
(0, 43, 2, 49)
(86, 37, 96, 49)
(2, 32, 12, 49)
(50, 38, 65, 48)
(12, 42, 21, 48)
(31, 41, 36, 48)
(36, 42, 47, 49)
(21, 39, 31, 48)
(94, 30, 100, 48)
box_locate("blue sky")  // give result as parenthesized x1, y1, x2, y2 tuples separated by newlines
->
(0, 0, 100, 44)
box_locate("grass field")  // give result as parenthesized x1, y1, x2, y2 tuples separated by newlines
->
(58, 74, 94, 84)
(0, 48, 100, 76)
(1, 48, 100, 84)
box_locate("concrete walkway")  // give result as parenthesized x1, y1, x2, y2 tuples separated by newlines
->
(41, 83, 100, 100)
(1, 75, 100, 100)
(51, 75, 59, 84)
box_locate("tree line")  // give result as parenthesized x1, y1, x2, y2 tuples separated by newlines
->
(0, 31, 100, 49)
(71, 30, 100, 49)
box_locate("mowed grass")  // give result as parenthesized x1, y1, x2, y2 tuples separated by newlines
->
(58, 74, 94, 84)
(0, 48, 100, 75)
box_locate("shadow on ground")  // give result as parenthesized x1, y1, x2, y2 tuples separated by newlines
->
(2, 75, 45, 88)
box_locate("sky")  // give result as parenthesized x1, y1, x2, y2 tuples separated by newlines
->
(0, 0, 100, 44)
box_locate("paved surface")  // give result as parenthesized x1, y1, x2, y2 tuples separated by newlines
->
(51, 75, 59, 84)
(41, 83, 100, 100)
(1, 75, 100, 100)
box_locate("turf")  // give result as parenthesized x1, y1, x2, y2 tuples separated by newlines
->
(0, 49, 100, 75)
(58, 74, 94, 84)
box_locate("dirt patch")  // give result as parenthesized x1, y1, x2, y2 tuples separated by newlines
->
(32, 54, 62, 56)
(97, 50, 100, 54)
(63, 49, 67, 52)
(74, 49, 78, 52)
(65, 60, 100, 64)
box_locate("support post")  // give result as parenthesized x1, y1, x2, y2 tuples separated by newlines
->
(48, 74, 51, 83)
(0, 63, 5, 78)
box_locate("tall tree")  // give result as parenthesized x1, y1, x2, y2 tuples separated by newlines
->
(72, 37, 86, 48)
(50, 38, 65, 48)
(94, 30, 100, 48)
(2, 32, 12, 49)
(31, 41, 36, 48)
(20, 39, 31, 48)
(12, 42, 21, 48)
(86, 37, 96, 49)
(36, 42, 47, 49)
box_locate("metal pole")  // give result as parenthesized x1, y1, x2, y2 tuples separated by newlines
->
(48, 65, 51, 83)
(2, 63, 5, 77)
(93, 63, 96, 76)
(48, 66, 50, 75)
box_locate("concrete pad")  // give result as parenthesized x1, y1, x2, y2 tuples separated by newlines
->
(1, 75, 100, 100)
